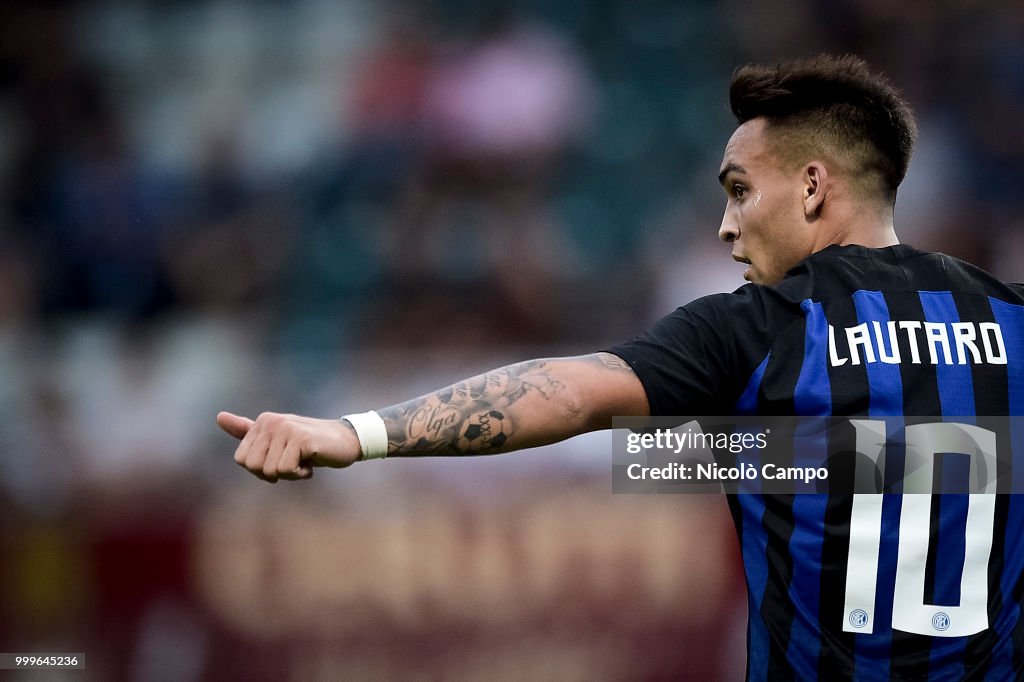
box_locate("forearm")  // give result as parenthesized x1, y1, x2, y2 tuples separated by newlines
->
(378, 352, 643, 456)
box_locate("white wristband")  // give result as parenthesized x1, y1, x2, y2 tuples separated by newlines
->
(341, 410, 389, 460)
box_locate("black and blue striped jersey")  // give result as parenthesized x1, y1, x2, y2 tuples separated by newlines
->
(607, 243, 1024, 681)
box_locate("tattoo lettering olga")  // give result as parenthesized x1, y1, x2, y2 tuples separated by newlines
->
(378, 359, 553, 455)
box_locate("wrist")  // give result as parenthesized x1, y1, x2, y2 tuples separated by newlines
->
(340, 410, 389, 460)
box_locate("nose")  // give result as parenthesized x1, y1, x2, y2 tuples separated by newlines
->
(719, 209, 739, 243)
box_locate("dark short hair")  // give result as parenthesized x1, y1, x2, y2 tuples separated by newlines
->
(729, 54, 917, 201)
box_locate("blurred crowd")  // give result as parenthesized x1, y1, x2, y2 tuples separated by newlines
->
(2, 0, 1024, 679)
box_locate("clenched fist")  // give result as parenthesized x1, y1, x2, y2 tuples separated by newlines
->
(217, 411, 363, 483)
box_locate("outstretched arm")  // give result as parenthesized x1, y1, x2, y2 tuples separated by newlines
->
(218, 352, 647, 482)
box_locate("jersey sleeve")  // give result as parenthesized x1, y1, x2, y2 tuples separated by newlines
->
(604, 292, 750, 416)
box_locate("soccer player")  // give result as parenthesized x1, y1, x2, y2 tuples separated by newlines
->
(218, 55, 1024, 679)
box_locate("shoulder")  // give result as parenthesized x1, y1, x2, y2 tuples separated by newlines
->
(645, 286, 805, 367)
(655, 285, 793, 336)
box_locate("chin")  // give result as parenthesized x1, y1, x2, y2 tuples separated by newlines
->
(749, 271, 781, 286)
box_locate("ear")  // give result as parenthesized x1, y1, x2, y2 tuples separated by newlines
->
(803, 162, 829, 218)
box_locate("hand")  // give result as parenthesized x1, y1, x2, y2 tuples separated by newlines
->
(217, 411, 363, 483)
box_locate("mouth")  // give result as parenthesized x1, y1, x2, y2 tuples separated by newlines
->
(732, 254, 753, 281)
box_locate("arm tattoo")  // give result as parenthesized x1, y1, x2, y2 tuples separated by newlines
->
(378, 359, 566, 456)
(589, 351, 633, 372)
(377, 353, 635, 456)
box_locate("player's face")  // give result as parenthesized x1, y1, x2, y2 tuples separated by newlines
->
(717, 118, 816, 285)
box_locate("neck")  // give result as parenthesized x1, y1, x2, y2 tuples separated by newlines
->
(813, 203, 898, 251)
(837, 225, 899, 248)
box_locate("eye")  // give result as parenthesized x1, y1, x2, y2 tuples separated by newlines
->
(732, 184, 747, 200)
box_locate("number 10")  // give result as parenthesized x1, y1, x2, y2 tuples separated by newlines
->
(842, 419, 997, 637)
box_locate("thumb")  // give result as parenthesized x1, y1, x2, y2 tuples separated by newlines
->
(217, 411, 255, 440)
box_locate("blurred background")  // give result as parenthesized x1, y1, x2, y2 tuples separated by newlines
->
(1, 0, 1023, 679)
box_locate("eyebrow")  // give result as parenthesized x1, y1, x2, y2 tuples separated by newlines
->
(718, 163, 747, 186)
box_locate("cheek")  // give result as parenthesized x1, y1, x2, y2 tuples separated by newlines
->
(738, 197, 766, 230)
(759, 194, 803, 237)
(739, 196, 776, 240)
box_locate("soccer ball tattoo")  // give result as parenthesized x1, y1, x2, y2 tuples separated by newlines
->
(457, 410, 512, 452)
